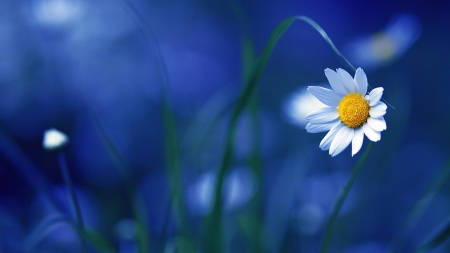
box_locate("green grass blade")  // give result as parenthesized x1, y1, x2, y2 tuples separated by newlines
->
(242, 35, 264, 252)
(414, 220, 450, 253)
(132, 191, 151, 253)
(117, 0, 190, 237)
(58, 153, 88, 253)
(87, 108, 132, 180)
(163, 100, 190, 232)
(295, 16, 356, 71)
(242, 35, 256, 79)
(320, 142, 373, 253)
(295, 16, 395, 108)
(205, 16, 297, 253)
(391, 160, 450, 252)
(205, 15, 357, 252)
(83, 229, 118, 253)
(88, 108, 152, 252)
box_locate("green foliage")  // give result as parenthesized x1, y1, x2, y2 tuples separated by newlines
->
(83, 229, 118, 253)
(391, 160, 450, 252)
(320, 143, 373, 253)
(414, 221, 450, 253)
(205, 16, 297, 253)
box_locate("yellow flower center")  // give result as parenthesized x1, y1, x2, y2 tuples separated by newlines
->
(338, 93, 370, 128)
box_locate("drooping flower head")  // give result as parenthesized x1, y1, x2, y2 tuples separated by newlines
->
(305, 68, 387, 156)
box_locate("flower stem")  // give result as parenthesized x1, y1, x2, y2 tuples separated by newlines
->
(57, 152, 88, 253)
(320, 142, 373, 253)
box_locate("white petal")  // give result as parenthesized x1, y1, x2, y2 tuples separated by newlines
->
(368, 87, 384, 106)
(305, 107, 339, 124)
(363, 123, 381, 142)
(354, 68, 368, 95)
(367, 117, 387, 131)
(307, 86, 341, 106)
(369, 102, 387, 118)
(351, 127, 365, 156)
(371, 101, 387, 111)
(319, 123, 345, 151)
(325, 68, 347, 97)
(306, 120, 340, 133)
(337, 68, 358, 94)
(329, 126, 354, 157)
(370, 110, 386, 118)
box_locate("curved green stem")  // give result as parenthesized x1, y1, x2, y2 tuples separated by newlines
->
(58, 152, 88, 253)
(391, 159, 450, 252)
(320, 142, 373, 253)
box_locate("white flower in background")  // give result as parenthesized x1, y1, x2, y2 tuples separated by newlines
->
(282, 86, 327, 127)
(305, 68, 387, 156)
(32, 0, 84, 26)
(186, 167, 255, 215)
(43, 128, 69, 151)
(344, 14, 421, 69)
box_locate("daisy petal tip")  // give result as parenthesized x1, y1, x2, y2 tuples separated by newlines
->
(324, 68, 337, 75)
(330, 149, 342, 157)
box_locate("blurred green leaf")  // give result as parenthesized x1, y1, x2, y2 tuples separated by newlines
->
(295, 16, 356, 71)
(320, 142, 373, 253)
(414, 221, 450, 253)
(89, 108, 152, 252)
(175, 235, 198, 253)
(205, 16, 297, 253)
(83, 229, 118, 253)
(242, 35, 256, 79)
(133, 192, 152, 253)
(391, 160, 450, 252)
(88, 108, 132, 181)
(237, 211, 263, 252)
(163, 100, 190, 233)
(242, 35, 264, 253)
(117, 1, 196, 251)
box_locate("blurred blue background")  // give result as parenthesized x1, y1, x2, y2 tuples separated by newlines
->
(1, 0, 450, 252)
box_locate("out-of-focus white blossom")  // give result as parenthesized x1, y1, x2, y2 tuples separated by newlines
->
(43, 128, 69, 151)
(344, 14, 421, 69)
(32, 0, 85, 26)
(186, 167, 255, 215)
(282, 86, 327, 127)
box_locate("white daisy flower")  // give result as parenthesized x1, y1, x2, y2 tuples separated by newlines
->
(305, 68, 387, 157)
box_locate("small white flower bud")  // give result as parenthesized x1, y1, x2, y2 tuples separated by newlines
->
(43, 128, 69, 151)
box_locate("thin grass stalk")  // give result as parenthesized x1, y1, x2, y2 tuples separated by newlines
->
(391, 159, 450, 252)
(117, 0, 190, 236)
(243, 36, 264, 252)
(320, 142, 373, 253)
(57, 152, 88, 253)
(205, 15, 363, 252)
(413, 218, 450, 253)
(88, 108, 151, 252)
